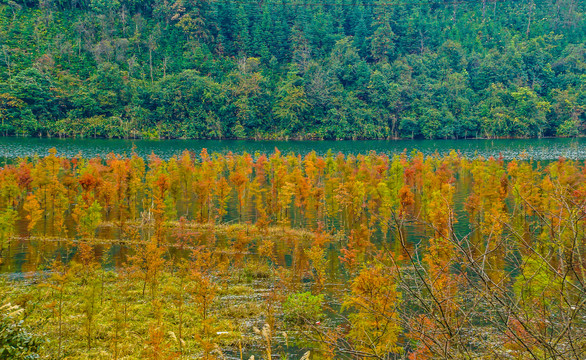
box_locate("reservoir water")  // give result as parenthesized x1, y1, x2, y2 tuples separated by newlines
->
(1, 137, 585, 160)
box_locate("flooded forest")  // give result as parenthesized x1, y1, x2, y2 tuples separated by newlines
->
(1, 149, 586, 359)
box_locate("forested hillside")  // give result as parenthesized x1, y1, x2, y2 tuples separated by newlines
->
(0, 0, 584, 140)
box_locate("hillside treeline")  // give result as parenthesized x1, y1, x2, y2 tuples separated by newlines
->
(0, 0, 584, 139)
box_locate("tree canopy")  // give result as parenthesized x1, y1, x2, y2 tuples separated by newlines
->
(0, 0, 583, 139)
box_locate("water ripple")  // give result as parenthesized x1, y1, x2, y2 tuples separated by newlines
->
(0, 137, 585, 160)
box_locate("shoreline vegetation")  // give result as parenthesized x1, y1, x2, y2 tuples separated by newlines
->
(1, 150, 586, 358)
(2, 133, 586, 141)
(0, 0, 584, 141)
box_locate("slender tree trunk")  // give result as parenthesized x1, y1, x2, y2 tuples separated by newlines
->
(2, 47, 11, 82)
(526, 1, 534, 38)
(113, 304, 120, 360)
(178, 274, 184, 356)
(149, 48, 154, 85)
(58, 286, 63, 358)
(163, 57, 168, 78)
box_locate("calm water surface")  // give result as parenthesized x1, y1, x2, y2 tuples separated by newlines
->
(1, 137, 586, 160)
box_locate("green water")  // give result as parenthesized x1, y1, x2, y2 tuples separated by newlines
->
(1, 137, 585, 160)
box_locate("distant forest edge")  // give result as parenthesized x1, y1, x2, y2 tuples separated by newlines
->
(0, 0, 584, 140)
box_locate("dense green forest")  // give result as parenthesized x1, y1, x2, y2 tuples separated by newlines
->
(0, 0, 584, 140)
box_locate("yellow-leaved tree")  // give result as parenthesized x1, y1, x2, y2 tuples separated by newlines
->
(344, 264, 402, 358)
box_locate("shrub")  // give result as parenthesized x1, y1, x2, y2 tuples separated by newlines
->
(0, 304, 43, 360)
(282, 292, 324, 326)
